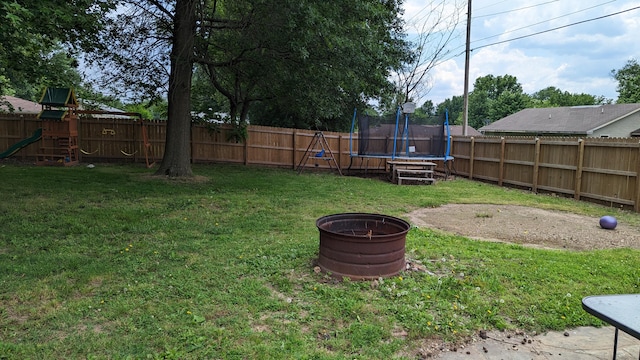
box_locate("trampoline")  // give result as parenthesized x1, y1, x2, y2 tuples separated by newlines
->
(348, 106, 454, 172)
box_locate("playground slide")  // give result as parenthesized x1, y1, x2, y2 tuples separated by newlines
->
(0, 128, 42, 159)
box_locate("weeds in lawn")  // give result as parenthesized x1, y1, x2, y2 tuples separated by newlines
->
(0, 164, 639, 359)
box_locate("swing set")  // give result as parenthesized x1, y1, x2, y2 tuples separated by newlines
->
(77, 109, 155, 168)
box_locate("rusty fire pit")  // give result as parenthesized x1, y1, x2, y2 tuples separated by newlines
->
(316, 213, 411, 280)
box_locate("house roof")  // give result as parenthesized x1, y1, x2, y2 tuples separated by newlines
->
(480, 104, 640, 135)
(449, 125, 482, 136)
(0, 95, 42, 114)
(78, 100, 137, 119)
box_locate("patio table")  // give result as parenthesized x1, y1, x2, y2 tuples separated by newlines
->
(582, 294, 640, 359)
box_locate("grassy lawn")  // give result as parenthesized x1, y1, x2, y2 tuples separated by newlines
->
(1, 163, 639, 359)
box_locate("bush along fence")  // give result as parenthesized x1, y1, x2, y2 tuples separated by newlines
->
(2, 114, 640, 210)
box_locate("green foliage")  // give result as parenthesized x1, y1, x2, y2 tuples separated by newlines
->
(409, 100, 441, 125)
(125, 101, 168, 120)
(7, 47, 83, 101)
(468, 74, 530, 129)
(530, 86, 606, 107)
(611, 58, 640, 103)
(191, 66, 227, 120)
(0, 164, 639, 358)
(0, 0, 116, 96)
(208, 0, 410, 131)
(436, 95, 464, 125)
(91, 1, 409, 131)
(436, 74, 610, 130)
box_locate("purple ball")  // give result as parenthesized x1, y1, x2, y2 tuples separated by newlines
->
(599, 216, 617, 230)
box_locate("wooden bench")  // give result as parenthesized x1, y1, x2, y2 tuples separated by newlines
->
(388, 161, 436, 185)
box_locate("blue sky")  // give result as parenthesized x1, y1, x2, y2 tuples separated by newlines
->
(402, 0, 640, 106)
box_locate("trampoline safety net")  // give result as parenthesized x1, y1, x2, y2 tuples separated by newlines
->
(354, 110, 450, 159)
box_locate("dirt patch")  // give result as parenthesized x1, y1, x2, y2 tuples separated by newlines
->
(406, 204, 640, 251)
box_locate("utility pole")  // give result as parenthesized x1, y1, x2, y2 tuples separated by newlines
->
(462, 0, 472, 136)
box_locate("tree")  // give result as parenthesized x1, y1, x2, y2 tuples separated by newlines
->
(393, 0, 465, 106)
(90, 0, 409, 176)
(0, 0, 116, 97)
(410, 100, 437, 124)
(199, 0, 410, 131)
(530, 86, 605, 107)
(191, 66, 226, 122)
(91, 1, 196, 177)
(6, 47, 83, 101)
(160, 0, 197, 177)
(611, 59, 640, 103)
(468, 74, 529, 129)
(436, 95, 464, 125)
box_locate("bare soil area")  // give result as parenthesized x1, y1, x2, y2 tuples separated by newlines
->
(406, 204, 640, 250)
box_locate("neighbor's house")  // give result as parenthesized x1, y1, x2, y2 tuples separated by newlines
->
(1, 95, 135, 119)
(0, 95, 42, 114)
(449, 125, 482, 136)
(480, 104, 640, 138)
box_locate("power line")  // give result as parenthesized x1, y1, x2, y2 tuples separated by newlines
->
(403, 1, 638, 81)
(474, 0, 510, 12)
(405, 0, 467, 33)
(414, 2, 637, 74)
(404, 0, 451, 25)
(407, 0, 616, 65)
(472, 0, 616, 44)
(473, 0, 559, 19)
(472, 4, 640, 51)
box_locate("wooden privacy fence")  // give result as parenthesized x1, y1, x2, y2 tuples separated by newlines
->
(0, 115, 384, 171)
(3, 114, 640, 210)
(450, 136, 640, 210)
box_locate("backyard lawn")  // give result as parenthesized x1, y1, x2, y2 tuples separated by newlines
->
(1, 163, 639, 359)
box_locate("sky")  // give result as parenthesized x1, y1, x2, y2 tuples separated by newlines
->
(402, 0, 640, 106)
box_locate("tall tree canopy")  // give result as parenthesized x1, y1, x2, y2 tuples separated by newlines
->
(530, 86, 605, 107)
(436, 95, 464, 125)
(197, 0, 410, 131)
(90, 0, 410, 176)
(612, 59, 640, 103)
(434, 75, 609, 131)
(0, 0, 116, 97)
(467, 74, 529, 129)
(393, 0, 464, 105)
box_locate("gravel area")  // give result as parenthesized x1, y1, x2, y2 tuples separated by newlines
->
(406, 204, 640, 251)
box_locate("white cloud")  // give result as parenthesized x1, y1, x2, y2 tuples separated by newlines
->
(403, 0, 640, 105)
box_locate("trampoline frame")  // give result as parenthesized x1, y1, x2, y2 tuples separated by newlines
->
(349, 107, 454, 162)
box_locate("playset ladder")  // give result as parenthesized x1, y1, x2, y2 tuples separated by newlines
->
(296, 132, 343, 176)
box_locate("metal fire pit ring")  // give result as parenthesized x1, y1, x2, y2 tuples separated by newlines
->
(316, 213, 411, 280)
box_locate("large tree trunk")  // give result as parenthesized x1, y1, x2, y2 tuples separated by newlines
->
(155, 0, 196, 177)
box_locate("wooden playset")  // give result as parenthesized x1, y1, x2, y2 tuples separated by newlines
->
(36, 87, 80, 166)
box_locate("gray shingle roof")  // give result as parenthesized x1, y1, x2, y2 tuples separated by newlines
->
(449, 125, 482, 136)
(0, 95, 42, 114)
(480, 104, 640, 134)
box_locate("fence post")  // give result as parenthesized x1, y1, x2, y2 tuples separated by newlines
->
(133, 120, 138, 164)
(243, 128, 249, 165)
(190, 123, 194, 164)
(635, 140, 640, 211)
(338, 135, 342, 170)
(292, 130, 297, 169)
(532, 138, 540, 192)
(469, 137, 475, 180)
(574, 138, 585, 201)
(498, 137, 506, 186)
(19, 115, 27, 161)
